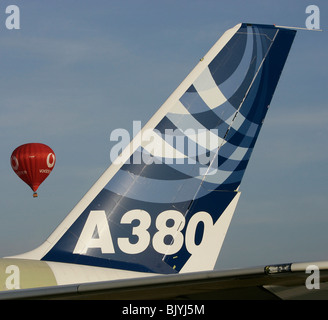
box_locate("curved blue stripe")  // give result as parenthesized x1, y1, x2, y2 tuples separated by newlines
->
(105, 169, 213, 203)
(218, 26, 254, 100)
(179, 89, 210, 114)
(209, 26, 247, 85)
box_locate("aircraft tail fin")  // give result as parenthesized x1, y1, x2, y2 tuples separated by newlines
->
(15, 23, 296, 274)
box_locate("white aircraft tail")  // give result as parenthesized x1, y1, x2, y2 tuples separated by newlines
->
(15, 23, 296, 274)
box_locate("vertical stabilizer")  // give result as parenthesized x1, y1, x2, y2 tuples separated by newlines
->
(16, 23, 296, 274)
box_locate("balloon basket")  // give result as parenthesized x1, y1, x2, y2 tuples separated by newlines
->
(33, 192, 38, 198)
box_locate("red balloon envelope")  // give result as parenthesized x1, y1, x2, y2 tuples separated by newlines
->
(10, 143, 56, 197)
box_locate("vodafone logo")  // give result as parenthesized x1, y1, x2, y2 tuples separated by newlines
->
(46, 153, 55, 168)
(11, 155, 19, 170)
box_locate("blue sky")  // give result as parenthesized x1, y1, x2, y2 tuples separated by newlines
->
(0, 0, 327, 271)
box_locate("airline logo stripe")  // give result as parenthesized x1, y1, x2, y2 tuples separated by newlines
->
(106, 24, 278, 202)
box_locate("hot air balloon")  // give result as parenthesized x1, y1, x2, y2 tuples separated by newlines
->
(10, 143, 56, 197)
